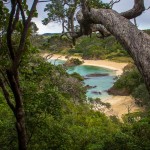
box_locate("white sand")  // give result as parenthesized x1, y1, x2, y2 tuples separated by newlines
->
(102, 96, 143, 119)
(41, 53, 127, 75)
(41, 53, 143, 118)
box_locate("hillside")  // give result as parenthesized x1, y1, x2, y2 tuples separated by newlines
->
(34, 34, 132, 63)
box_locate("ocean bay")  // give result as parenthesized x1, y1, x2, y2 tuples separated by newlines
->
(49, 59, 116, 99)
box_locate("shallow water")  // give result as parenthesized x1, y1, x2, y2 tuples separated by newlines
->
(49, 59, 116, 99)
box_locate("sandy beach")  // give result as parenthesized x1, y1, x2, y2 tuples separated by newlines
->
(102, 96, 143, 119)
(41, 53, 142, 119)
(41, 53, 127, 75)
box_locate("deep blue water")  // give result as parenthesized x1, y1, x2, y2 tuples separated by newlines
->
(48, 59, 116, 99)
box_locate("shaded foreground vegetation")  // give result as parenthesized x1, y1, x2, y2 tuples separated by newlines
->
(1, 54, 150, 149)
(1, 24, 149, 150)
(109, 64, 150, 108)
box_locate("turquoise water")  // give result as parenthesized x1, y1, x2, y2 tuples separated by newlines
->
(48, 59, 116, 99)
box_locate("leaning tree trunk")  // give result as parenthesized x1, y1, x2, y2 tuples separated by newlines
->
(0, 1, 39, 149)
(6, 69, 27, 150)
(80, 8, 150, 92)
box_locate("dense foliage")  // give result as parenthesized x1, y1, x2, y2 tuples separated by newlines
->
(71, 35, 130, 62)
(0, 53, 150, 149)
(34, 34, 131, 62)
(64, 58, 84, 67)
(109, 64, 150, 108)
(33, 34, 72, 52)
(1, 1, 150, 149)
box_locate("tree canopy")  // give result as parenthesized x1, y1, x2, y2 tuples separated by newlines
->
(44, 0, 150, 93)
(0, 0, 150, 149)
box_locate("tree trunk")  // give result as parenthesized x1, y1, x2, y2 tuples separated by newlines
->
(6, 70, 27, 150)
(16, 108, 27, 150)
(80, 8, 150, 92)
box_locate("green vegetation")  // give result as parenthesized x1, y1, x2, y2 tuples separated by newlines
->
(1, 51, 150, 149)
(72, 35, 131, 62)
(36, 34, 132, 62)
(32, 34, 71, 52)
(64, 58, 84, 67)
(1, 54, 150, 149)
(1, 1, 150, 149)
(109, 64, 150, 108)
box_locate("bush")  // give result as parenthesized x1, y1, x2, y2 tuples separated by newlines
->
(132, 84, 150, 107)
(110, 65, 150, 107)
(113, 68, 143, 93)
(64, 58, 83, 67)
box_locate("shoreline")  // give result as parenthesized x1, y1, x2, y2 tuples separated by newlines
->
(41, 53, 127, 76)
(41, 52, 142, 119)
(102, 96, 143, 119)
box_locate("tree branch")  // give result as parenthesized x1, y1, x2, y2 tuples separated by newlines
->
(7, 1, 17, 61)
(109, 0, 121, 8)
(0, 78, 15, 114)
(120, 0, 145, 19)
(12, 5, 20, 31)
(38, 0, 50, 2)
(79, 7, 150, 92)
(17, 0, 26, 25)
(14, 0, 38, 69)
(145, 6, 150, 10)
(75, 0, 145, 41)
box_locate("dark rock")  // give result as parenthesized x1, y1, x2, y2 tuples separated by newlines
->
(84, 77, 90, 80)
(107, 87, 130, 96)
(86, 73, 109, 77)
(85, 85, 97, 89)
(91, 91, 102, 95)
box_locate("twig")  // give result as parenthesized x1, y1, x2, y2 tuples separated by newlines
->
(109, 0, 121, 8)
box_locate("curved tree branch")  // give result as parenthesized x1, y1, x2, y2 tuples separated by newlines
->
(120, 0, 145, 19)
(77, 6, 150, 92)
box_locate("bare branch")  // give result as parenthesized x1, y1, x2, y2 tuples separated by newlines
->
(14, 0, 38, 69)
(45, 53, 54, 60)
(145, 6, 150, 10)
(133, 18, 138, 28)
(38, 0, 51, 2)
(3, 0, 10, 4)
(17, 0, 26, 25)
(0, 78, 15, 114)
(120, 0, 145, 19)
(109, 0, 121, 8)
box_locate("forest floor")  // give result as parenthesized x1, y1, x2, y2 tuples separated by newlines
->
(40, 52, 143, 119)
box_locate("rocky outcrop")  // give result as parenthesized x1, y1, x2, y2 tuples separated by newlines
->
(85, 85, 97, 89)
(86, 73, 109, 77)
(107, 87, 130, 96)
(64, 58, 84, 67)
(91, 91, 102, 95)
